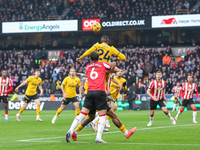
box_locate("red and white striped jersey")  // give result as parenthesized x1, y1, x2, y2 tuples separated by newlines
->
(148, 79, 166, 101)
(0, 77, 13, 96)
(172, 86, 182, 98)
(182, 82, 198, 100)
(106, 73, 115, 92)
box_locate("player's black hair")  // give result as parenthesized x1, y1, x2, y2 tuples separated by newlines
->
(90, 51, 99, 61)
(101, 35, 109, 43)
(156, 71, 162, 74)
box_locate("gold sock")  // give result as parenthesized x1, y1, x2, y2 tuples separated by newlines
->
(85, 115, 88, 119)
(75, 124, 83, 132)
(75, 108, 80, 117)
(18, 107, 25, 115)
(56, 108, 62, 116)
(119, 124, 127, 133)
(107, 115, 111, 121)
(36, 107, 40, 116)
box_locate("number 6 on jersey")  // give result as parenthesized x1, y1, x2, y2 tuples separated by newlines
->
(90, 67, 98, 80)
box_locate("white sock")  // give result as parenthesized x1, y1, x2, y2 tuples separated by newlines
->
(193, 110, 197, 121)
(92, 115, 100, 124)
(123, 130, 128, 136)
(96, 114, 106, 140)
(177, 110, 182, 116)
(5, 114, 8, 120)
(177, 103, 179, 109)
(165, 111, 172, 118)
(150, 115, 154, 122)
(172, 104, 176, 111)
(69, 112, 86, 134)
(36, 116, 40, 119)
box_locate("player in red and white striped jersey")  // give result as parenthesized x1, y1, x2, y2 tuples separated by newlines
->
(171, 82, 182, 112)
(0, 70, 13, 122)
(175, 76, 200, 123)
(146, 71, 176, 126)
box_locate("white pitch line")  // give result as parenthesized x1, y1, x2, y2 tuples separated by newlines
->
(76, 142, 200, 146)
(16, 123, 200, 142)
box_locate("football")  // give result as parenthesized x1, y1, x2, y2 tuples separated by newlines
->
(91, 22, 101, 32)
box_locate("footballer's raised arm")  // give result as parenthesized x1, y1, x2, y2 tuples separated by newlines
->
(111, 46, 126, 61)
(79, 43, 98, 60)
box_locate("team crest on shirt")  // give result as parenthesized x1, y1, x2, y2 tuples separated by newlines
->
(75, 80, 77, 82)
(187, 88, 193, 92)
(157, 87, 164, 90)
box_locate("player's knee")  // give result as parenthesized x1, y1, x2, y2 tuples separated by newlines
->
(193, 108, 197, 111)
(75, 105, 79, 109)
(36, 102, 41, 107)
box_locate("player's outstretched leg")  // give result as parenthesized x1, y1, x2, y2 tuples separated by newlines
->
(175, 106, 185, 121)
(35, 99, 43, 122)
(162, 107, 176, 125)
(172, 101, 177, 112)
(16, 103, 28, 121)
(95, 113, 107, 143)
(106, 109, 136, 138)
(147, 110, 154, 126)
(66, 111, 87, 143)
(90, 113, 99, 131)
(190, 104, 198, 123)
(4, 102, 8, 122)
(52, 104, 66, 124)
(72, 109, 136, 141)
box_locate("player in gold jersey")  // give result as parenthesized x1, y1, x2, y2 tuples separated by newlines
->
(15, 69, 43, 122)
(52, 68, 82, 124)
(76, 36, 126, 88)
(84, 79, 88, 98)
(105, 70, 127, 128)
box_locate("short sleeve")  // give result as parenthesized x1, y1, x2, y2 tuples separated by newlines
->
(148, 81, 154, 89)
(62, 78, 67, 86)
(194, 84, 198, 92)
(102, 62, 111, 70)
(27, 76, 32, 82)
(39, 78, 42, 85)
(9, 79, 13, 86)
(77, 78, 81, 87)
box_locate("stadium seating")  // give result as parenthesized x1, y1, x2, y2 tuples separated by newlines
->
(1, 45, 200, 95)
(0, 0, 64, 22)
(0, 0, 198, 22)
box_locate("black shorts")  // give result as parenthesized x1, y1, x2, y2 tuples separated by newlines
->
(181, 99, 195, 107)
(0, 96, 8, 103)
(84, 90, 107, 112)
(24, 94, 39, 103)
(150, 99, 166, 110)
(89, 103, 111, 115)
(62, 97, 79, 105)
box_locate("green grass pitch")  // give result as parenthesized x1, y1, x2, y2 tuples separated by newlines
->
(0, 110, 200, 150)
